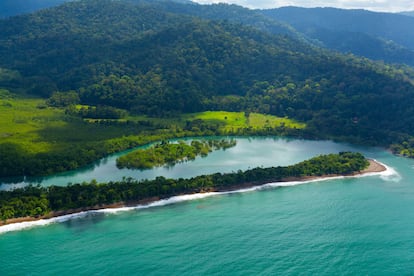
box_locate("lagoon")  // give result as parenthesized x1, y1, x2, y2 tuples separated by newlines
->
(0, 137, 380, 189)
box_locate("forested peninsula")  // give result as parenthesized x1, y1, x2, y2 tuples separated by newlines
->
(0, 152, 382, 225)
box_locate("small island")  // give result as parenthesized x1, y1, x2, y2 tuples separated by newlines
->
(116, 139, 237, 169)
(0, 152, 385, 226)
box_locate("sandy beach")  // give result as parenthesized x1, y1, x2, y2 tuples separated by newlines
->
(361, 159, 387, 174)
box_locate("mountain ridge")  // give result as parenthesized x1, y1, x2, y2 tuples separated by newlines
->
(261, 6, 414, 66)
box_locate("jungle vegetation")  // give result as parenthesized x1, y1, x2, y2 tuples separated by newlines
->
(1, 0, 414, 176)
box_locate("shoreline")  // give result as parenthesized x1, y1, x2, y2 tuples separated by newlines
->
(0, 159, 387, 231)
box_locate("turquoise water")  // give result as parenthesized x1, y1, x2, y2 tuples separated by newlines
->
(1, 137, 414, 274)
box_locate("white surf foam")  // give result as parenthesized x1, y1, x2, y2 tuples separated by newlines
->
(373, 160, 401, 182)
(0, 161, 395, 235)
(0, 212, 91, 234)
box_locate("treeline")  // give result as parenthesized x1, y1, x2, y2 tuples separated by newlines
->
(0, 152, 369, 221)
(67, 105, 128, 119)
(390, 137, 414, 157)
(116, 139, 237, 169)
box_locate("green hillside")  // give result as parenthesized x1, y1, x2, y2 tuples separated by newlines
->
(2, 0, 414, 177)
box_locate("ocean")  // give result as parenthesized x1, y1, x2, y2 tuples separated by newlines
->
(1, 137, 413, 274)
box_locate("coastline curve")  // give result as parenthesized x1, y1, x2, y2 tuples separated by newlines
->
(0, 159, 390, 235)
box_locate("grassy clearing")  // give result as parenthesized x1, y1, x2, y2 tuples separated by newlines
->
(248, 113, 306, 129)
(0, 97, 67, 153)
(187, 111, 247, 127)
(184, 111, 305, 131)
(83, 111, 305, 133)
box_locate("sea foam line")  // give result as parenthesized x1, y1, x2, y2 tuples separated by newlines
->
(0, 161, 395, 235)
(378, 161, 401, 182)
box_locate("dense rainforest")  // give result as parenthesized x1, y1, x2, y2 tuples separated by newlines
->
(0, 152, 369, 221)
(1, 0, 414, 177)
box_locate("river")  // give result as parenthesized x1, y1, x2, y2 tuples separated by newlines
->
(1, 137, 413, 274)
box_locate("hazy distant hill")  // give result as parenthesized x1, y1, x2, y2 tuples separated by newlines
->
(261, 7, 414, 66)
(0, 0, 70, 17)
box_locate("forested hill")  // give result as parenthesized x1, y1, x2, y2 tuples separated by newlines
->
(0, 0, 317, 115)
(0, 0, 196, 18)
(2, 0, 414, 146)
(261, 7, 414, 66)
(130, 1, 302, 39)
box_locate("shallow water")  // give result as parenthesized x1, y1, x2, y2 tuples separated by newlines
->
(1, 137, 413, 274)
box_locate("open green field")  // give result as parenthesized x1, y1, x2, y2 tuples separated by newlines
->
(184, 111, 306, 131)
(0, 96, 66, 154)
(249, 113, 306, 129)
